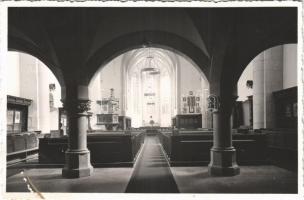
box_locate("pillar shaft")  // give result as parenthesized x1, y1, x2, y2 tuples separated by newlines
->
(208, 94, 240, 176)
(38, 64, 51, 133)
(62, 86, 93, 178)
(252, 53, 265, 129)
(212, 111, 232, 148)
(264, 46, 283, 128)
(67, 108, 88, 151)
(253, 46, 283, 129)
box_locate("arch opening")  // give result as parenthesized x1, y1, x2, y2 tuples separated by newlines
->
(85, 31, 210, 86)
(6, 51, 65, 135)
(8, 38, 65, 87)
(88, 46, 210, 130)
(235, 43, 298, 130)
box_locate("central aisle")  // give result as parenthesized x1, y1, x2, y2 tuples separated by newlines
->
(125, 135, 179, 193)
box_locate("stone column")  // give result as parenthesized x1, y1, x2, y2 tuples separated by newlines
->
(121, 62, 126, 117)
(252, 53, 265, 129)
(208, 94, 240, 176)
(176, 59, 182, 115)
(253, 46, 283, 129)
(38, 63, 51, 134)
(264, 46, 283, 128)
(62, 85, 93, 178)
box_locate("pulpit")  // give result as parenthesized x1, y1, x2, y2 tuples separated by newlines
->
(97, 113, 119, 130)
(96, 88, 120, 130)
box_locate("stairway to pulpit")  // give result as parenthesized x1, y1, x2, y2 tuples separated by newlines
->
(125, 135, 179, 193)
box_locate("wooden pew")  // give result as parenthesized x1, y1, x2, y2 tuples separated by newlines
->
(39, 131, 145, 167)
(158, 130, 268, 166)
(7, 133, 38, 165)
(262, 129, 297, 171)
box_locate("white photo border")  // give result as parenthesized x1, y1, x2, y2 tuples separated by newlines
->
(0, 1, 302, 200)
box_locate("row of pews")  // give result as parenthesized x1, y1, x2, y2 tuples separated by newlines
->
(264, 129, 298, 170)
(7, 133, 39, 165)
(158, 128, 297, 171)
(39, 130, 145, 167)
(8, 127, 296, 170)
(159, 129, 267, 166)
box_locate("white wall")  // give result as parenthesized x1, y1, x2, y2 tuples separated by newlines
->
(48, 62, 62, 131)
(7, 52, 20, 97)
(37, 63, 51, 133)
(7, 52, 62, 133)
(89, 73, 102, 129)
(50, 110, 59, 130)
(179, 56, 203, 98)
(19, 53, 39, 131)
(283, 44, 297, 89)
(242, 100, 250, 126)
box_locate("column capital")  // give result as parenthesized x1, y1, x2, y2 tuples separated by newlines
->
(207, 93, 238, 114)
(62, 99, 91, 114)
(207, 94, 220, 113)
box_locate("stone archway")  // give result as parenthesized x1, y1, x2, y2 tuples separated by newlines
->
(8, 37, 65, 88)
(88, 46, 210, 129)
(81, 31, 210, 86)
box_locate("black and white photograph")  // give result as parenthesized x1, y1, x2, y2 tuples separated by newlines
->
(0, 1, 302, 200)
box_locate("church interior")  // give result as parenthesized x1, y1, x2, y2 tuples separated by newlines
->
(4, 7, 299, 196)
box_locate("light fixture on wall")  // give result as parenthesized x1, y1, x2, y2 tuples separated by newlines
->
(49, 83, 56, 91)
(246, 80, 253, 89)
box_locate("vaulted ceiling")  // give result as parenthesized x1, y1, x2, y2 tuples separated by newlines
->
(8, 7, 297, 92)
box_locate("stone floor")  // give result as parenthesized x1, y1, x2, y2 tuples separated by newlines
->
(6, 167, 133, 193)
(6, 165, 297, 194)
(6, 135, 298, 194)
(171, 166, 297, 193)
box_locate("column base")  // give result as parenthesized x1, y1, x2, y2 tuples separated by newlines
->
(208, 147, 240, 176)
(62, 149, 93, 178)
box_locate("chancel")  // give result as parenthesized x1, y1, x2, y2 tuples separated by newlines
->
(5, 6, 299, 195)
